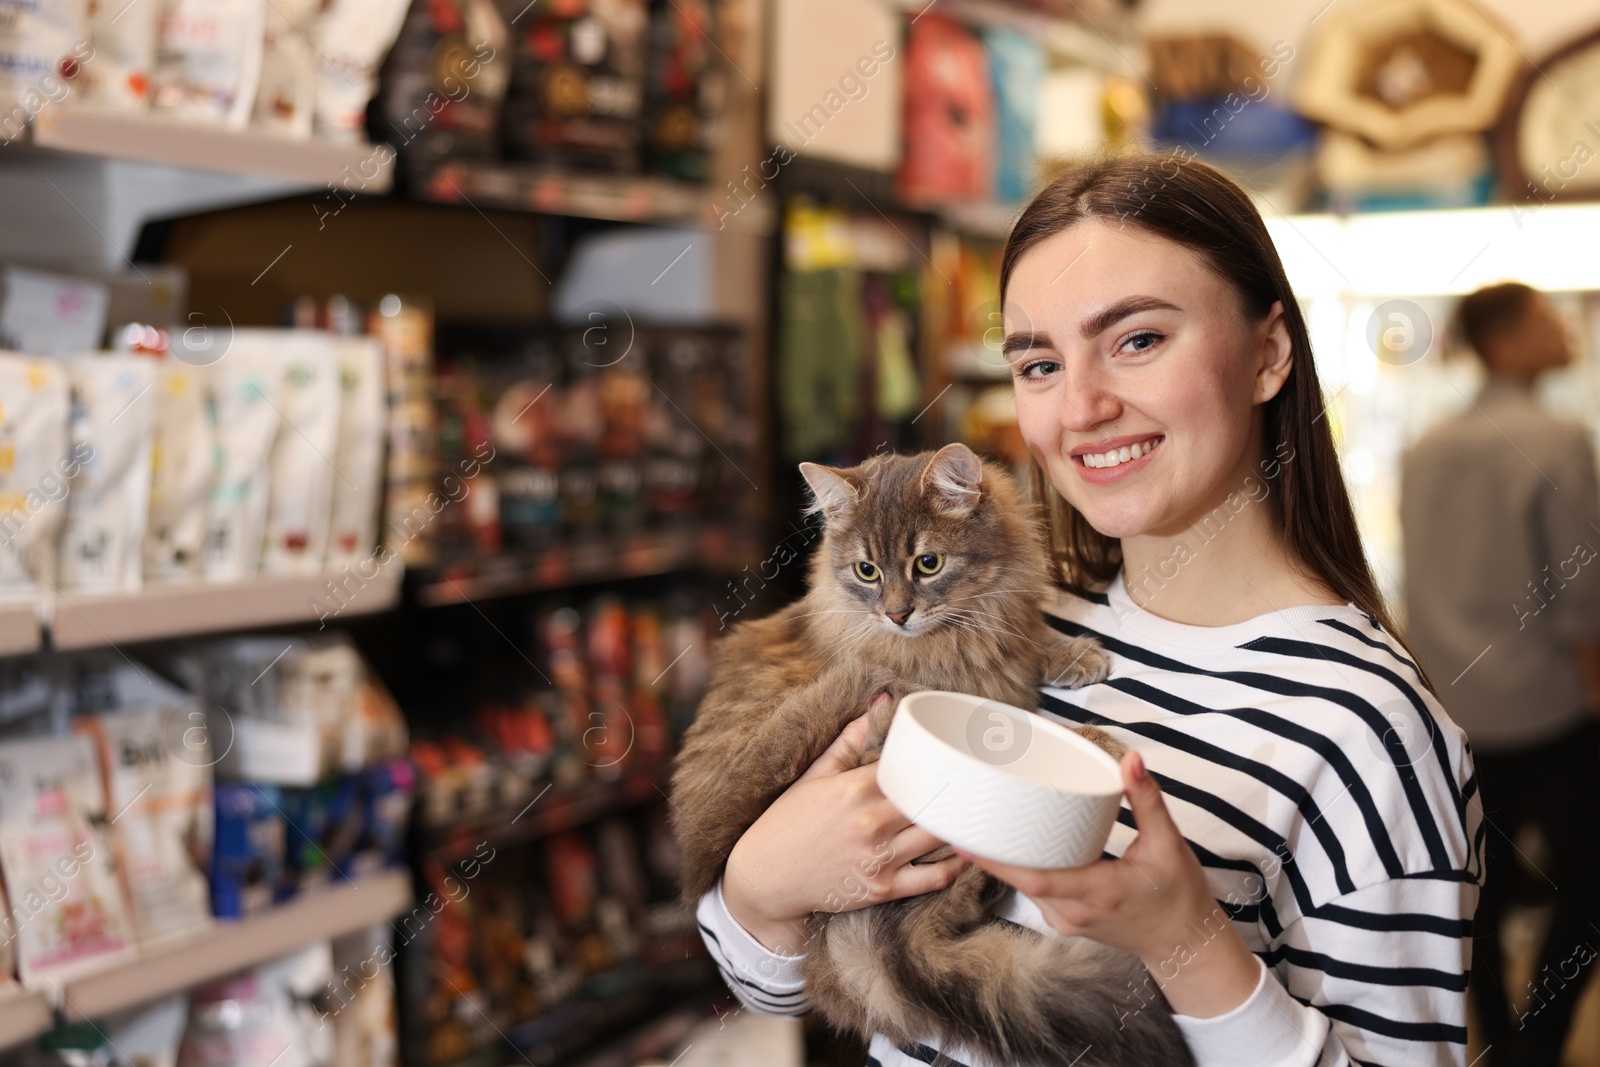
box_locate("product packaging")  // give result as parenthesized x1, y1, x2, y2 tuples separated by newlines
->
(251, 0, 317, 136)
(77, 683, 214, 947)
(0, 733, 137, 986)
(380, 0, 510, 177)
(150, 0, 265, 127)
(262, 331, 340, 577)
(896, 13, 996, 205)
(177, 941, 332, 1067)
(0, 354, 72, 605)
(198, 338, 282, 582)
(0, 0, 90, 132)
(210, 781, 284, 919)
(144, 358, 214, 584)
(328, 924, 399, 1067)
(59, 354, 155, 594)
(311, 0, 412, 142)
(326, 335, 386, 570)
(83, 0, 159, 110)
(642, 0, 722, 181)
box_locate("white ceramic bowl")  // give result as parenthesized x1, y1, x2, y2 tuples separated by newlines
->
(876, 690, 1124, 869)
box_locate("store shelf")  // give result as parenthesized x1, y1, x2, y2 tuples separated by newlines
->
(417, 160, 709, 223)
(419, 770, 666, 862)
(29, 106, 395, 190)
(59, 870, 412, 1022)
(414, 525, 756, 607)
(50, 568, 403, 650)
(0, 987, 52, 1052)
(0, 602, 40, 656)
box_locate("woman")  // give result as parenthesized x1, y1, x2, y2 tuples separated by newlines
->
(696, 155, 1482, 1067)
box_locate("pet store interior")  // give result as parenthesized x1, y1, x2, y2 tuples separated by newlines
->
(0, 0, 1594, 1064)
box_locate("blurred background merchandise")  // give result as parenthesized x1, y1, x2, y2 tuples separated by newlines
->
(0, 0, 1588, 1065)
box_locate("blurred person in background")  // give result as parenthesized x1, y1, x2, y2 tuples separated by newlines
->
(1401, 282, 1600, 1067)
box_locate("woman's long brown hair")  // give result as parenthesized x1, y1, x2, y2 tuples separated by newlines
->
(1001, 153, 1431, 684)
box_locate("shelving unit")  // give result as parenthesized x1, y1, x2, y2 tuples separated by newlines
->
(416, 160, 710, 224)
(0, 604, 39, 657)
(49, 569, 404, 650)
(419, 769, 666, 864)
(0, 871, 411, 1050)
(29, 106, 395, 191)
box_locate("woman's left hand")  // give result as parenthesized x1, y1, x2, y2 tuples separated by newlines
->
(952, 750, 1263, 1018)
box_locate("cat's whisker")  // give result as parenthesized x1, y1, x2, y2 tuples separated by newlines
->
(943, 589, 1040, 605)
(940, 610, 1036, 645)
(787, 608, 875, 622)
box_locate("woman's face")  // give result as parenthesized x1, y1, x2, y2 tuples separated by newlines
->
(1004, 219, 1291, 540)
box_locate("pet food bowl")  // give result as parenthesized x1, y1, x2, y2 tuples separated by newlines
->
(876, 690, 1124, 869)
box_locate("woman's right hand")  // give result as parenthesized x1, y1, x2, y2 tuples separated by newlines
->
(720, 693, 972, 956)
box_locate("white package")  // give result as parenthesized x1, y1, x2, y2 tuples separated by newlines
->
(263, 330, 340, 576)
(0, 354, 72, 605)
(199, 339, 281, 582)
(311, 0, 411, 142)
(150, 0, 265, 127)
(83, 0, 160, 109)
(0, 0, 89, 131)
(144, 358, 214, 584)
(327, 335, 385, 569)
(60, 354, 155, 594)
(251, 0, 316, 137)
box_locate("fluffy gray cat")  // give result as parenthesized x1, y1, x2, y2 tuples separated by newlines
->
(670, 444, 1193, 1067)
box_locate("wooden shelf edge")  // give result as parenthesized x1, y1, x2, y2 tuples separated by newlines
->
(418, 160, 710, 224)
(31, 106, 394, 191)
(50, 568, 403, 650)
(0, 602, 40, 656)
(60, 871, 412, 1021)
(0, 987, 52, 1052)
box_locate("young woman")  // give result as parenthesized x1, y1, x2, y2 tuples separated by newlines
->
(695, 155, 1482, 1067)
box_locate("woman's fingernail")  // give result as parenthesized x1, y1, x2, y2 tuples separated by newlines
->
(1129, 751, 1148, 782)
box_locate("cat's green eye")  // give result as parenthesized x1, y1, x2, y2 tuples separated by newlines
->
(854, 561, 880, 582)
(914, 553, 944, 576)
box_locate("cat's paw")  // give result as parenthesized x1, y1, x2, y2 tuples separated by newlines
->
(1073, 723, 1127, 761)
(1045, 636, 1111, 688)
(863, 681, 927, 752)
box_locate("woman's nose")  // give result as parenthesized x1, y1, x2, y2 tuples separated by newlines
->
(1058, 359, 1121, 432)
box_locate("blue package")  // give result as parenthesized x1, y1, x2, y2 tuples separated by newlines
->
(211, 783, 286, 920)
(362, 760, 415, 869)
(984, 28, 1045, 204)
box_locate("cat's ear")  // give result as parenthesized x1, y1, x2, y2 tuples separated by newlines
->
(920, 443, 983, 516)
(799, 462, 859, 522)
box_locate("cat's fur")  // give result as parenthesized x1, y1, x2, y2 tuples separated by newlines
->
(670, 444, 1193, 1067)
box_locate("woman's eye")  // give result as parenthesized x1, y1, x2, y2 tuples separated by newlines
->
(1015, 358, 1060, 380)
(854, 561, 880, 581)
(914, 553, 943, 576)
(1118, 330, 1164, 355)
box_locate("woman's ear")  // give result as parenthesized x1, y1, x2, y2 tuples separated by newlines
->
(1253, 300, 1294, 405)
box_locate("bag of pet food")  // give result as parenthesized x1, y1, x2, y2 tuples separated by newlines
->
(0, 0, 90, 137)
(144, 358, 214, 584)
(251, 0, 316, 136)
(151, 0, 265, 127)
(0, 732, 136, 987)
(311, 0, 412, 142)
(0, 353, 72, 605)
(199, 338, 282, 582)
(326, 335, 385, 569)
(263, 331, 340, 577)
(83, 0, 159, 109)
(77, 687, 214, 946)
(59, 354, 155, 594)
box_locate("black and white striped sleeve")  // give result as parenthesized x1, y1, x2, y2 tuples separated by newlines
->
(696, 879, 813, 1017)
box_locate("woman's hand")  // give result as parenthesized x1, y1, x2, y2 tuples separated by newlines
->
(721, 693, 971, 957)
(954, 750, 1263, 1018)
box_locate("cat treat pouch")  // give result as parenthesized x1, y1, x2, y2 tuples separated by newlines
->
(0, 733, 137, 987)
(0, 354, 71, 606)
(151, 0, 265, 127)
(60, 354, 155, 594)
(144, 358, 214, 584)
(262, 331, 340, 576)
(84, 0, 159, 109)
(0, 0, 89, 124)
(251, 0, 316, 136)
(199, 337, 282, 582)
(325, 335, 385, 570)
(310, 0, 411, 142)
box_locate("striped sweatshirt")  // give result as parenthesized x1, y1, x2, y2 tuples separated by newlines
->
(696, 571, 1484, 1067)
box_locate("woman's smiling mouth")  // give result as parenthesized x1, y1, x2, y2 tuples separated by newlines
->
(1072, 434, 1165, 470)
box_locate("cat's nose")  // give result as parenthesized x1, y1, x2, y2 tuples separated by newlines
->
(887, 608, 914, 626)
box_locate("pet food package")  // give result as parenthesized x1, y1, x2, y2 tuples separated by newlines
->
(199, 339, 282, 582)
(896, 13, 995, 205)
(326, 336, 385, 570)
(177, 942, 332, 1067)
(642, 0, 721, 181)
(0, 354, 72, 606)
(59, 355, 155, 594)
(144, 359, 214, 585)
(262, 331, 340, 577)
(0, 733, 137, 986)
(210, 781, 284, 918)
(311, 0, 412, 142)
(78, 690, 214, 947)
(380, 0, 510, 176)
(83, 0, 160, 109)
(251, 0, 316, 137)
(0, 0, 89, 124)
(151, 0, 265, 127)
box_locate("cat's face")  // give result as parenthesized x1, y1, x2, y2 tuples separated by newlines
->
(799, 444, 1038, 638)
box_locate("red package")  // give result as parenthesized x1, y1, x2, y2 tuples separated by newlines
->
(896, 14, 996, 204)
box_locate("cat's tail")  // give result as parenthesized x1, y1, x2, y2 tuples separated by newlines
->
(818, 903, 1196, 1067)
